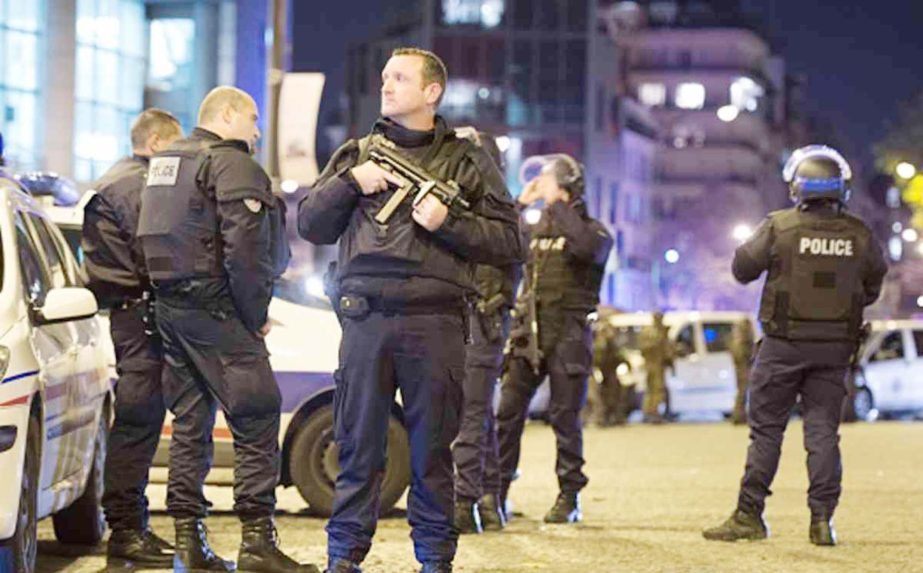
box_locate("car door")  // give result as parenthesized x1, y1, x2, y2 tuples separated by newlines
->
(26, 212, 106, 483)
(13, 211, 78, 490)
(695, 321, 738, 414)
(864, 330, 909, 412)
(667, 321, 706, 414)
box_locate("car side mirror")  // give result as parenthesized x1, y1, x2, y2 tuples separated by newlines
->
(33, 287, 98, 325)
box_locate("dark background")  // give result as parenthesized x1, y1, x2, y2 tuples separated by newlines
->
(292, 0, 923, 171)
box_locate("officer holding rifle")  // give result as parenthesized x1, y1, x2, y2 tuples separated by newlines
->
(298, 47, 525, 573)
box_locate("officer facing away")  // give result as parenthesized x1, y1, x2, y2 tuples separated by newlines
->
(450, 127, 522, 535)
(496, 154, 613, 524)
(298, 48, 525, 573)
(137, 87, 314, 572)
(703, 145, 887, 546)
(82, 108, 181, 568)
(729, 317, 755, 425)
(640, 311, 674, 424)
(585, 319, 630, 427)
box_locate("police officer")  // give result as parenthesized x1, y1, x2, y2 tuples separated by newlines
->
(138, 87, 315, 572)
(82, 108, 181, 568)
(703, 145, 887, 546)
(450, 128, 521, 535)
(496, 154, 613, 524)
(298, 49, 525, 573)
(729, 317, 755, 425)
(640, 312, 674, 424)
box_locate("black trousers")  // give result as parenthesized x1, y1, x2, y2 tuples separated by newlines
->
(497, 313, 592, 500)
(327, 311, 465, 565)
(155, 297, 281, 520)
(453, 309, 510, 502)
(102, 304, 166, 531)
(737, 336, 852, 517)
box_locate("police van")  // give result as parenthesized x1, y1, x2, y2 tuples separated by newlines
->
(50, 196, 411, 518)
(854, 319, 923, 420)
(608, 311, 754, 419)
(0, 172, 112, 572)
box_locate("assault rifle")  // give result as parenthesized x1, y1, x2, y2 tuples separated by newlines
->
(367, 136, 471, 224)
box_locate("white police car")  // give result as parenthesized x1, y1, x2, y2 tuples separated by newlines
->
(854, 319, 923, 420)
(0, 172, 111, 572)
(51, 201, 411, 517)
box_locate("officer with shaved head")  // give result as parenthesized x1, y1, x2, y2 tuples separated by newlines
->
(138, 86, 315, 572)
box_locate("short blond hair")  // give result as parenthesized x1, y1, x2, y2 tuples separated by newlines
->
(197, 86, 256, 124)
(391, 47, 448, 106)
(130, 108, 180, 149)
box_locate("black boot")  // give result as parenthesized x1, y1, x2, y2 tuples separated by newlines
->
(238, 516, 320, 572)
(810, 515, 837, 546)
(543, 492, 581, 524)
(453, 500, 482, 534)
(107, 527, 174, 568)
(702, 509, 769, 542)
(174, 517, 236, 572)
(325, 559, 362, 573)
(477, 494, 506, 531)
(420, 561, 453, 573)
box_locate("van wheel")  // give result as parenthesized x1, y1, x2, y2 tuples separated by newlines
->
(52, 404, 108, 545)
(853, 387, 875, 422)
(0, 412, 40, 571)
(290, 405, 411, 517)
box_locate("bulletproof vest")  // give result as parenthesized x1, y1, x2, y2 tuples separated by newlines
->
(137, 137, 224, 281)
(758, 208, 869, 341)
(529, 213, 605, 312)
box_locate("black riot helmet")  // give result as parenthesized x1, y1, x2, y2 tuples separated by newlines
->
(782, 145, 852, 204)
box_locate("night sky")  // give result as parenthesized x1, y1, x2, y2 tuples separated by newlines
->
(292, 0, 923, 173)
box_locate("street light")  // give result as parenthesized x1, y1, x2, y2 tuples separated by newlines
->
(281, 179, 299, 194)
(732, 224, 753, 242)
(523, 208, 542, 225)
(304, 275, 326, 299)
(717, 105, 739, 122)
(917, 295, 923, 309)
(664, 249, 680, 264)
(896, 161, 917, 179)
(902, 228, 919, 242)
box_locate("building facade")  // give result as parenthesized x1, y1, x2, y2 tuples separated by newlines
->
(610, 0, 788, 310)
(0, 0, 269, 183)
(345, 0, 659, 309)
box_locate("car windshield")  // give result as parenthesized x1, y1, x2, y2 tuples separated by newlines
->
(273, 278, 333, 310)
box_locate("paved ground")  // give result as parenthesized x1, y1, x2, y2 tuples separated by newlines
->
(35, 421, 923, 572)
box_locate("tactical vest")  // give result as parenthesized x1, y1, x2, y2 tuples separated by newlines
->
(137, 138, 224, 281)
(529, 217, 605, 312)
(758, 208, 869, 341)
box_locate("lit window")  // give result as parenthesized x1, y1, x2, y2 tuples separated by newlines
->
(730, 77, 764, 112)
(74, 0, 147, 182)
(675, 82, 705, 110)
(638, 83, 666, 107)
(442, 0, 505, 28)
(0, 8, 44, 171)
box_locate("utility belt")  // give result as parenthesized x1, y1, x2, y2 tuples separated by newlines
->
(110, 289, 158, 337)
(339, 294, 472, 343)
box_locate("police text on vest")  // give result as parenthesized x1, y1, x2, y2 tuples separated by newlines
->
(799, 237, 853, 256)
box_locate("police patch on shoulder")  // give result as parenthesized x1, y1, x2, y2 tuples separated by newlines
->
(244, 199, 263, 213)
(147, 157, 181, 186)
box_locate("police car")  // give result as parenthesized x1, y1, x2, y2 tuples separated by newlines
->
(854, 319, 923, 420)
(0, 172, 111, 571)
(608, 311, 754, 418)
(50, 201, 411, 517)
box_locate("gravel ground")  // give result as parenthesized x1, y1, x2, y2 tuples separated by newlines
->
(35, 421, 923, 572)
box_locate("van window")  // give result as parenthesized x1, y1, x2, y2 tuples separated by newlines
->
(675, 324, 695, 357)
(870, 331, 904, 362)
(703, 322, 734, 353)
(912, 330, 923, 357)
